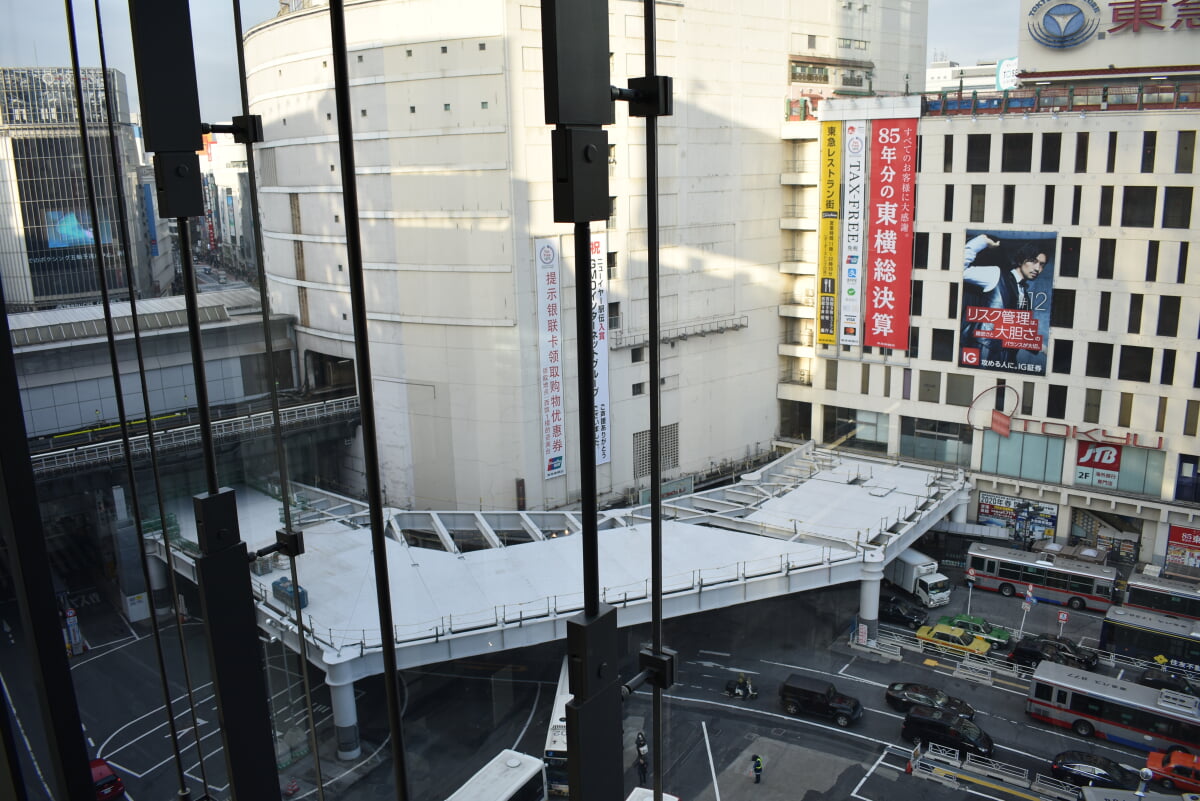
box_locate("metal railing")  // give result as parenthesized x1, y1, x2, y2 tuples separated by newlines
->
(609, 314, 748, 350)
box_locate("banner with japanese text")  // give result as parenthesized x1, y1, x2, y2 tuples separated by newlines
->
(818, 121, 841, 346)
(863, 118, 916, 350)
(959, 229, 1056, 375)
(535, 238, 566, 478)
(838, 120, 867, 346)
(589, 232, 611, 465)
(1166, 524, 1200, 576)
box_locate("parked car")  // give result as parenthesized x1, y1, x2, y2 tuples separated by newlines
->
(1146, 749, 1200, 792)
(1030, 634, 1099, 670)
(936, 613, 1010, 646)
(91, 759, 126, 800)
(885, 682, 975, 719)
(916, 624, 991, 656)
(1007, 637, 1096, 671)
(879, 594, 927, 629)
(1138, 668, 1200, 698)
(1050, 751, 1140, 789)
(778, 673, 863, 728)
(901, 705, 994, 758)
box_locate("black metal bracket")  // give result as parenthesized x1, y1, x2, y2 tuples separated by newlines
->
(621, 647, 677, 698)
(249, 527, 305, 563)
(202, 115, 264, 145)
(611, 76, 674, 118)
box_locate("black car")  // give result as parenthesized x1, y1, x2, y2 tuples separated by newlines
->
(1007, 637, 1097, 671)
(901, 706, 993, 758)
(878, 595, 927, 630)
(1050, 751, 1140, 789)
(885, 682, 975, 719)
(779, 674, 863, 728)
(1031, 635, 1100, 670)
(1138, 668, 1200, 697)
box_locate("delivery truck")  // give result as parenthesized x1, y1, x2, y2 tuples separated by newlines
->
(885, 548, 952, 608)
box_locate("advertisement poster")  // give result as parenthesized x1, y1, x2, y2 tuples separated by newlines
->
(1165, 525, 1200, 576)
(839, 120, 867, 346)
(535, 238, 566, 479)
(1075, 442, 1122, 489)
(959, 229, 1056, 375)
(863, 118, 917, 351)
(589, 232, 611, 466)
(818, 121, 841, 346)
(977, 492, 1058, 542)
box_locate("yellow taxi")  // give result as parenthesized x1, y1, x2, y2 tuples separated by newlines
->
(915, 624, 992, 656)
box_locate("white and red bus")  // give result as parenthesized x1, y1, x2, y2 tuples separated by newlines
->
(966, 542, 1117, 611)
(1124, 568, 1200, 622)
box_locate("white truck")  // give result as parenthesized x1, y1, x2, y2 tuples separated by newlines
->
(885, 548, 952, 608)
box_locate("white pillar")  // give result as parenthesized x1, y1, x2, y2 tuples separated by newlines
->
(326, 664, 360, 760)
(858, 549, 886, 646)
(951, 499, 969, 524)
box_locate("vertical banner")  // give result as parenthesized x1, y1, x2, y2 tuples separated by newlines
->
(959, 229, 1056, 375)
(839, 121, 867, 346)
(864, 118, 917, 350)
(818, 121, 841, 346)
(535, 238, 566, 479)
(589, 232, 611, 465)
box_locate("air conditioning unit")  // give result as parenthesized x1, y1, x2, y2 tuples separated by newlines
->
(797, 370, 812, 384)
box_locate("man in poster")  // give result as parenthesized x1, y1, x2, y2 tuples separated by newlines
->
(959, 230, 1055, 375)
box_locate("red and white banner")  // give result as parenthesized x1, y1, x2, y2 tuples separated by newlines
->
(863, 118, 916, 350)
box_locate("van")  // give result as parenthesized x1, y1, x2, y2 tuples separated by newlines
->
(778, 673, 863, 727)
(901, 705, 994, 757)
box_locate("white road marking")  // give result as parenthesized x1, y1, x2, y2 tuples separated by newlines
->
(699, 650, 731, 657)
(702, 720, 722, 801)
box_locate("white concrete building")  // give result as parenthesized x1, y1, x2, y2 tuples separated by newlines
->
(243, 0, 929, 512)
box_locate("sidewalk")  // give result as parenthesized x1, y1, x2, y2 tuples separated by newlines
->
(688, 737, 892, 801)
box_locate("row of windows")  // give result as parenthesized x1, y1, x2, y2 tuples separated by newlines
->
(940, 182, 1193, 229)
(941, 130, 1196, 175)
(1049, 287, 1190, 337)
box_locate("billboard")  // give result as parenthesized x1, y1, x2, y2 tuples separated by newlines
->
(838, 120, 867, 346)
(977, 492, 1059, 541)
(535, 238, 566, 479)
(863, 119, 917, 351)
(1075, 441, 1122, 489)
(1166, 524, 1200, 574)
(817, 121, 841, 345)
(958, 229, 1056, 375)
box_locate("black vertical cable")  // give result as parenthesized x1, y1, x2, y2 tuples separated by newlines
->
(326, 2, 409, 796)
(641, 2, 665, 798)
(572, 222, 600, 615)
(228, 0, 326, 792)
(89, 1, 211, 794)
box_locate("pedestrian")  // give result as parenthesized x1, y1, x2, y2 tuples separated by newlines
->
(751, 753, 763, 783)
(635, 754, 648, 785)
(635, 730, 648, 757)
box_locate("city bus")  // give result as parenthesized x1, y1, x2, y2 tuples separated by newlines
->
(543, 657, 571, 797)
(444, 749, 546, 801)
(966, 543, 1118, 611)
(1124, 568, 1200, 622)
(1026, 661, 1200, 752)
(1099, 607, 1200, 675)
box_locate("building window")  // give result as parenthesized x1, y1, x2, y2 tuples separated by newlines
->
(410, 106, 415, 113)
(940, 233, 951, 271)
(1121, 186, 1156, 227)
(1084, 388, 1102, 424)
(1043, 185, 1055, 225)
(608, 301, 621, 329)
(946, 373, 974, 407)
(900, 417, 973, 467)
(1074, 131, 1089, 172)
(1106, 131, 1117, 172)
(1052, 339, 1073, 374)
(1146, 240, 1160, 281)
(911, 280, 923, 315)
(1098, 185, 1114, 226)
(1142, 130, 1157, 173)
(1163, 186, 1193, 229)
(481, 101, 489, 109)
(1059, 237, 1080, 278)
(931, 329, 954, 362)
(1127, 293, 1143, 334)
(607, 252, 617, 279)
(357, 54, 363, 63)
(918, 370, 941, 403)
(825, 359, 838, 390)
(969, 185, 986, 222)
(1188, 400, 1200, 437)
(631, 347, 645, 363)
(1179, 242, 1190, 283)
(1050, 288, 1075, 327)
(966, 134, 990, 172)
(441, 46, 448, 53)
(824, 407, 890, 453)
(1157, 397, 1168, 433)
(1118, 392, 1133, 428)
(1046, 385, 1067, 419)
(807, 34, 817, 48)
(406, 49, 413, 57)
(1118, 346, 1153, 382)
(1157, 295, 1180, 337)
(943, 185, 954, 221)
(1097, 239, 1116, 279)
(1021, 382, 1035, 415)
(1098, 291, 1111, 331)
(632, 382, 646, 396)
(861, 364, 871, 395)
(633, 422, 678, 478)
(479, 42, 487, 50)
(608, 196, 617, 229)
(1041, 132, 1062, 172)
(948, 283, 958, 318)
(1086, 342, 1114, 378)
(1177, 130, 1196, 174)
(1001, 133, 1033, 172)
(1161, 349, 1176, 385)
(1070, 185, 1082, 225)
(1002, 185, 1015, 224)
(914, 232, 929, 269)
(943, 134, 954, 172)
(360, 109, 367, 117)
(444, 103, 451, 111)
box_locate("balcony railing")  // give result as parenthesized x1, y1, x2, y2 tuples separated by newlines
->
(783, 159, 816, 173)
(608, 314, 749, 349)
(922, 81, 1200, 116)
